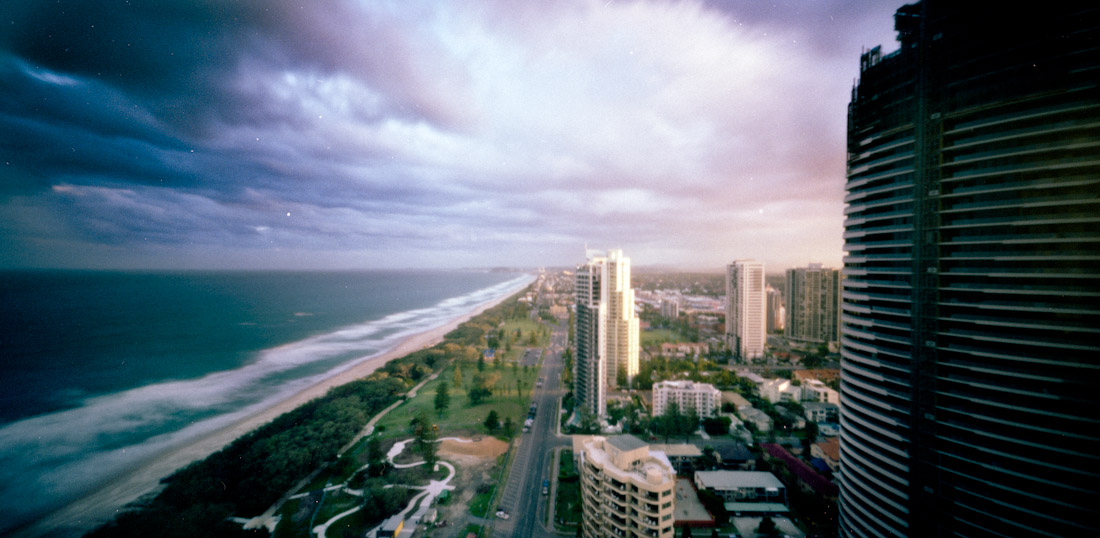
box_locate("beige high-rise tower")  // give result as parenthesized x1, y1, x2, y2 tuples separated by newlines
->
(726, 259, 765, 361)
(602, 249, 639, 387)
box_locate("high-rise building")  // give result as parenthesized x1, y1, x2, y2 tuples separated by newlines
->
(573, 249, 640, 419)
(725, 260, 765, 361)
(603, 249, 640, 387)
(785, 264, 841, 345)
(574, 255, 607, 419)
(765, 285, 784, 333)
(651, 380, 721, 418)
(576, 435, 676, 538)
(840, 3, 1100, 537)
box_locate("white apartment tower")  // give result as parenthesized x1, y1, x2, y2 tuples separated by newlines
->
(652, 380, 721, 418)
(574, 256, 607, 419)
(725, 260, 766, 361)
(602, 249, 640, 386)
(574, 249, 640, 418)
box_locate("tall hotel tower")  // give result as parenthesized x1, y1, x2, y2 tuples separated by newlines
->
(785, 264, 841, 346)
(840, 3, 1100, 537)
(574, 249, 640, 418)
(725, 260, 765, 361)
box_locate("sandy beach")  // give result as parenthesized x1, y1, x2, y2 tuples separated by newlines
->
(18, 288, 519, 538)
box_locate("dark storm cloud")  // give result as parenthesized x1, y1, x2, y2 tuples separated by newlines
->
(0, 0, 910, 270)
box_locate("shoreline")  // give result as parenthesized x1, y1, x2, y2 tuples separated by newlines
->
(19, 284, 524, 538)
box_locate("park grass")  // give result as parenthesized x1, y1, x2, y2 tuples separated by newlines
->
(469, 489, 494, 518)
(641, 327, 684, 347)
(374, 359, 541, 440)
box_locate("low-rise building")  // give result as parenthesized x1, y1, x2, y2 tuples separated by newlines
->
(577, 435, 677, 538)
(659, 342, 709, 359)
(650, 444, 703, 477)
(694, 471, 787, 516)
(714, 443, 755, 470)
(739, 407, 772, 432)
(774, 406, 806, 429)
(652, 380, 721, 418)
(803, 402, 839, 423)
(811, 437, 840, 472)
(760, 379, 801, 403)
(721, 391, 752, 411)
(801, 379, 839, 404)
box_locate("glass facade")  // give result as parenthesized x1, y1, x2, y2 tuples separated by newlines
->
(840, 3, 1100, 536)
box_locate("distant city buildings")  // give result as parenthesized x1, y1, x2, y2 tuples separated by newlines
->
(576, 435, 676, 538)
(765, 285, 784, 333)
(784, 264, 840, 346)
(725, 260, 765, 361)
(659, 297, 680, 319)
(573, 249, 640, 419)
(840, 3, 1100, 536)
(652, 380, 721, 418)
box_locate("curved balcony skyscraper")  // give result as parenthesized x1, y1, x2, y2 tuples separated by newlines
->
(840, 2, 1100, 537)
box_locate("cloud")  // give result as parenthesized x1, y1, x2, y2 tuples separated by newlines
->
(0, 0, 908, 271)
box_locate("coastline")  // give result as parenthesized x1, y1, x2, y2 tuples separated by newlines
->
(19, 284, 523, 538)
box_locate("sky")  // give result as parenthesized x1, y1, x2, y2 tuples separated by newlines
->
(0, 0, 907, 272)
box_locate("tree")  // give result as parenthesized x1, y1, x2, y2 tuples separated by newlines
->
(757, 515, 780, 537)
(413, 413, 439, 468)
(484, 410, 501, 432)
(503, 416, 515, 436)
(702, 416, 732, 436)
(683, 407, 700, 441)
(434, 382, 450, 418)
(578, 408, 600, 434)
(616, 366, 628, 389)
(366, 435, 384, 464)
(468, 386, 491, 405)
(453, 363, 463, 387)
(477, 353, 486, 372)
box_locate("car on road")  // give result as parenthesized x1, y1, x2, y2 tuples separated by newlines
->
(495, 510, 510, 520)
(542, 479, 550, 495)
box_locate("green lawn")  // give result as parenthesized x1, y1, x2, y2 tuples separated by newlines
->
(641, 328, 684, 347)
(374, 359, 541, 440)
(555, 449, 582, 527)
(470, 490, 495, 517)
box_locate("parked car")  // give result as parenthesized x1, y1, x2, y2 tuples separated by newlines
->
(495, 510, 510, 520)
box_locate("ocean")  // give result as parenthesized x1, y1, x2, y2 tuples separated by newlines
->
(0, 269, 533, 534)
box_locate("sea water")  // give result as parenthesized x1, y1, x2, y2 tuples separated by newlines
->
(0, 269, 532, 534)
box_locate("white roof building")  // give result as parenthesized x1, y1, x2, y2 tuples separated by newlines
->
(652, 380, 722, 418)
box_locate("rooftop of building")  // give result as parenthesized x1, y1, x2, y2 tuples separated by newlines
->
(580, 435, 677, 488)
(761, 444, 838, 496)
(653, 380, 719, 392)
(813, 437, 840, 461)
(606, 433, 647, 453)
(803, 401, 839, 410)
(721, 391, 752, 408)
(793, 369, 840, 383)
(649, 443, 703, 458)
(694, 471, 785, 490)
(674, 478, 714, 525)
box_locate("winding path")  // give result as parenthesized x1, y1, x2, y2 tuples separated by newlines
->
(313, 437, 459, 538)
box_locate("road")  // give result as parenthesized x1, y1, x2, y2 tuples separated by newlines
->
(490, 319, 571, 538)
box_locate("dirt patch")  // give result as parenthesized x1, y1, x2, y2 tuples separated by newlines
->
(432, 437, 511, 533)
(438, 437, 509, 462)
